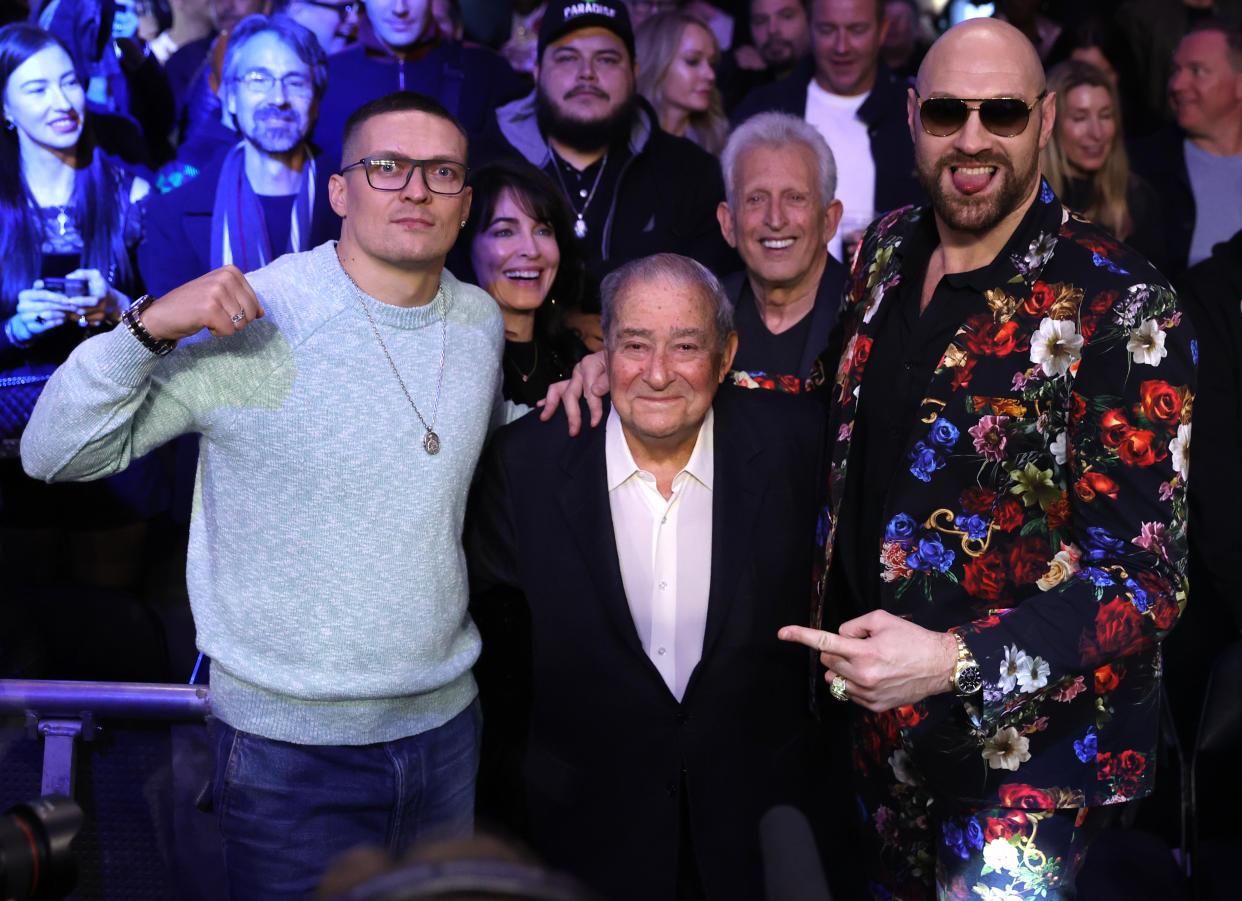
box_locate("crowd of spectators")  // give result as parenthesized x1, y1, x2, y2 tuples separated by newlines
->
(2, 0, 1242, 897)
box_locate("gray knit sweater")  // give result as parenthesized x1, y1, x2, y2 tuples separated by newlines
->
(22, 242, 506, 745)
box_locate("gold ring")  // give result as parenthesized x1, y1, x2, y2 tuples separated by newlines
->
(829, 675, 849, 703)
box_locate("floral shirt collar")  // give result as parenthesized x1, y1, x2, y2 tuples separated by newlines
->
(893, 179, 1065, 302)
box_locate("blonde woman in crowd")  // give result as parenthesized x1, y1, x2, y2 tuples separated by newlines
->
(1041, 59, 1167, 273)
(635, 10, 728, 155)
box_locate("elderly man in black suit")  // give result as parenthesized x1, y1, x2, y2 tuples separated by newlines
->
(467, 253, 828, 901)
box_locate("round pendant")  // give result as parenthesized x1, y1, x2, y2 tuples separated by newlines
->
(574, 217, 588, 239)
(423, 431, 441, 455)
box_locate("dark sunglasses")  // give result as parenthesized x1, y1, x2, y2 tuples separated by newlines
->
(915, 92, 1047, 137)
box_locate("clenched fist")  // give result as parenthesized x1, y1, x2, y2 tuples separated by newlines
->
(139, 266, 265, 342)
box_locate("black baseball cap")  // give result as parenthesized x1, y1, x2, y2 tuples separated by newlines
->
(537, 0, 636, 61)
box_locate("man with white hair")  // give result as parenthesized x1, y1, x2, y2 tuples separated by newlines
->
(716, 111, 844, 392)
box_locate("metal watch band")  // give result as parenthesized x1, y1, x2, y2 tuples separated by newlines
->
(121, 295, 176, 357)
(951, 630, 983, 695)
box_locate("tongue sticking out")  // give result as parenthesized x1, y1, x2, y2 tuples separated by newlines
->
(951, 166, 995, 195)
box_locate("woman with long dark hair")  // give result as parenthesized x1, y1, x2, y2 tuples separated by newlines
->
(0, 22, 146, 353)
(0, 22, 161, 594)
(454, 158, 587, 408)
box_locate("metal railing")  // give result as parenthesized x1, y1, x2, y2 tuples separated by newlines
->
(0, 680, 211, 797)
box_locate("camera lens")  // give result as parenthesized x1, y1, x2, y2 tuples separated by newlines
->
(0, 795, 82, 901)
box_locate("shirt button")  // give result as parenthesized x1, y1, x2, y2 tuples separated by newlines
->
(658, 580, 667, 589)
(579, 188, 588, 198)
(657, 646, 666, 655)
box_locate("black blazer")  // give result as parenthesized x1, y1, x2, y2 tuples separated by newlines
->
(467, 386, 827, 901)
(1129, 126, 1195, 279)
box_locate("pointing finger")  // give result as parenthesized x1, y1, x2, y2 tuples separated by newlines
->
(779, 626, 871, 663)
(778, 625, 839, 656)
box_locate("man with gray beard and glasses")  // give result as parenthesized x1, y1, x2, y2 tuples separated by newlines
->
(141, 13, 339, 297)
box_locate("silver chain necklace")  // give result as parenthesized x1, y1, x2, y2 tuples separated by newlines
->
(349, 276, 448, 456)
(550, 149, 608, 239)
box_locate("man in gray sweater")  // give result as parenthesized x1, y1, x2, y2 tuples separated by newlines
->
(22, 92, 505, 899)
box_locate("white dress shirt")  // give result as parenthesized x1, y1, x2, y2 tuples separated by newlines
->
(605, 407, 714, 701)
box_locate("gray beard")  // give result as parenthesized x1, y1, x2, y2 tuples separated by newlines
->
(246, 109, 306, 155)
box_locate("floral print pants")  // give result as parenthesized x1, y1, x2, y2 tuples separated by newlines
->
(853, 708, 1109, 900)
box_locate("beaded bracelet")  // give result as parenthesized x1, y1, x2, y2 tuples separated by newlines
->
(121, 295, 176, 356)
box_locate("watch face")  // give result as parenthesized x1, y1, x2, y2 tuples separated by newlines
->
(956, 663, 983, 695)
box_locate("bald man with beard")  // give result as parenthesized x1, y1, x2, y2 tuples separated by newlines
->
(776, 18, 1196, 899)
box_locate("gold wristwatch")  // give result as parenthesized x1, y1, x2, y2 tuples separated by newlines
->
(950, 631, 982, 696)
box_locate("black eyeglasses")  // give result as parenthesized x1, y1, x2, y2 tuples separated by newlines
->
(340, 157, 469, 195)
(297, 0, 356, 23)
(915, 92, 1048, 138)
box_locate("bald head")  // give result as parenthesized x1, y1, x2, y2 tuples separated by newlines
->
(907, 17, 1055, 242)
(916, 17, 1045, 99)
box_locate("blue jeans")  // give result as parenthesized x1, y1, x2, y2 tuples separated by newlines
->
(210, 701, 481, 900)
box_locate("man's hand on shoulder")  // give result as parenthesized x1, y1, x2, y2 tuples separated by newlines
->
(139, 266, 265, 342)
(538, 349, 609, 435)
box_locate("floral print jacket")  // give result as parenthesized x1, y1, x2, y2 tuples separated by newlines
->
(810, 182, 1196, 808)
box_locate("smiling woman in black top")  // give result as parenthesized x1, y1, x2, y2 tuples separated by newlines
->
(455, 158, 587, 407)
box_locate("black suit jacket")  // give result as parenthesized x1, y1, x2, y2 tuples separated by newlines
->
(1129, 126, 1195, 279)
(467, 387, 827, 901)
